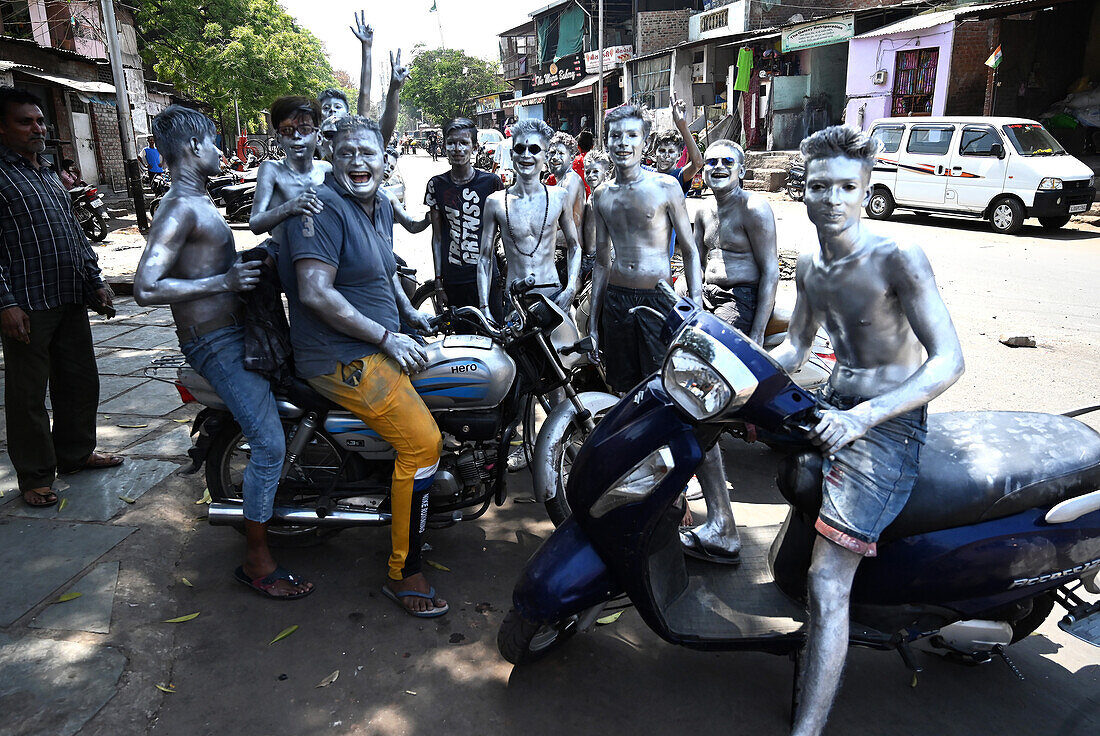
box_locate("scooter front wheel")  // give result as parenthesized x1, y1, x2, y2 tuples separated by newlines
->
(498, 608, 579, 665)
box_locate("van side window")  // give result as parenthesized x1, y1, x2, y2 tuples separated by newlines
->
(959, 128, 1002, 156)
(871, 126, 904, 154)
(906, 126, 954, 156)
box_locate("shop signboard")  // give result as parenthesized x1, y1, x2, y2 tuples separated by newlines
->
(532, 53, 584, 92)
(781, 14, 854, 53)
(583, 45, 633, 73)
(475, 94, 502, 114)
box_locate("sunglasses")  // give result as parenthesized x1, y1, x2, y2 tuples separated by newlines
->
(277, 123, 317, 137)
(513, 143, 543, 155)
(705, 156, 738, 167)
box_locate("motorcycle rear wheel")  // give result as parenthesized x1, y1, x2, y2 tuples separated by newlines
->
(77, 202, 108, 241)
(786, 182, 804, 201)
(205, 420, 347, 547)
(497, 607, 579, 665)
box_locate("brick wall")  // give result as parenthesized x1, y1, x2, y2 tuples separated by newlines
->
(946, 19, 997, 116)
(637, 9, 692, 56)
(91, 100, 125, 191)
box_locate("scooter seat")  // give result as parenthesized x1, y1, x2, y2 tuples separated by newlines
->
(281, 379, 346, 414)
(776, 411, 1100, 542)
(221, 183, 254, 197)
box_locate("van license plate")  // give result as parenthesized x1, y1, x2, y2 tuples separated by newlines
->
(1069, 204, 1087, 213)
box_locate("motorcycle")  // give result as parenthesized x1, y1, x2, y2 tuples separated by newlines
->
(539, 283, 835, 524)
(207, 169, 245, 207)
(786, 159, 805, 201)
(220, 179, 257, 223)
(70, 185, 109, 242)
(147, 277, 601, 546)
(498, 283, 1100, 707)
(145, 172, 172, 219)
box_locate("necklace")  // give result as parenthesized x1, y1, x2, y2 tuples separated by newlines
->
(504, 183, 549, 258)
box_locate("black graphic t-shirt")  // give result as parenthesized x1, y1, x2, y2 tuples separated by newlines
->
(425, 170, 502, 284)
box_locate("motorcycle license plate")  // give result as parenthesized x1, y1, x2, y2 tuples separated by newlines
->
(1059, 605, 1100, 647)
(91, 197, 104, 206)
(1069, 204, 1087, 213)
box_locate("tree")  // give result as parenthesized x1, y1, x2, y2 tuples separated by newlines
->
(402, 46, 504, 126)
(134, 0, 350, 135)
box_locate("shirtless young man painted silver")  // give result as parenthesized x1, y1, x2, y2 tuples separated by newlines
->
(581, 150, 612, 278)
(548, 132, 585, 289)
(695, 139, 778, 344)
(250, 97, 329, 239)
(678, 138, 779, 562)
(135, 106, 312, 600)
(770, 126, 964, 736)
(478, 119, 582, 316)
(588, 105, 739, 561)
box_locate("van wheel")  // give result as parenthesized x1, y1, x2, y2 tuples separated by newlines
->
(1039, 215, 1071, 230)
(866, 188, 894, 220)
(990, 197, 1025, 234)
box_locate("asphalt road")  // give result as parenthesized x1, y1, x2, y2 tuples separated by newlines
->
(87, 151, 1099, 736)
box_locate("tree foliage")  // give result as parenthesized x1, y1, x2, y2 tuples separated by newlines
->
(402, 46, 503, 126)
(134, 0, 349, 134)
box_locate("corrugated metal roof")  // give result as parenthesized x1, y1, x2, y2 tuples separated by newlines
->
(16, 68, 115, 94)
(853, 0, 1051, 39)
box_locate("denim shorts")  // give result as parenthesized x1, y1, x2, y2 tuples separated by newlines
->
(180, 326, 285, 523)
(815, 392, 928, 557)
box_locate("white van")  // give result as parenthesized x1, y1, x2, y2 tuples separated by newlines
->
(864, 116, 1096, 234)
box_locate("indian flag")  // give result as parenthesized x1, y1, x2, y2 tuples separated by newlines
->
(429, 1, 437, 10)
(985, 45, 1003, 69)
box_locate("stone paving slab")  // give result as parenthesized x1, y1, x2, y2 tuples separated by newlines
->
(0, 454, 17, 506)
(89, 322, 140, 341)
(125, 425, 194, 459)
(0, 632, 127, 736)
(0, 519, 134, 626)
(98, 379, 183, 417)
(29, 561, 120, 634)
(97, 375, 147, 402)
(96, 325, 177, 351)
(8, 459, 179, 523)
(94, 348, 170, 377)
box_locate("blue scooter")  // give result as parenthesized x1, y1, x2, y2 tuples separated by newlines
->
(498, 286, 1100, 686)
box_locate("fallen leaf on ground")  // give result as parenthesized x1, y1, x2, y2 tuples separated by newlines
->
(425, 560, 450, 572)
(405, 690, 417, 696)
(117, 423, 149, 428)
(58, 498, 68, 511)
(163, 612, 201, 623)
(181, 577, 193, 587)
(55, 592, 83, 603)
(155, 684, 176, 693)
(315, 670, 339, 688)
(596, 611, 623, 625)
(173, 419, 190, 423)
(119, 495, 136, 504)
(195, 489, 211, 505)
(269, 625, 298, 644)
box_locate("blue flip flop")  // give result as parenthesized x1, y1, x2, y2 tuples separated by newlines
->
(381, 584, 450, 618)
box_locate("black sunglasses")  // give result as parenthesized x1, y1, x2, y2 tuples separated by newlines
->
(277, 123, 317, 137)
(513, 143, 543, 155)
(705, 156, 738, 167)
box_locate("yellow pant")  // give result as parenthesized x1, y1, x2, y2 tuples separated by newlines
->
(308, 354, 442, 580)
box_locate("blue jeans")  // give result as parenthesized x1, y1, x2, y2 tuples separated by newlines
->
(181, 326, 285, 523)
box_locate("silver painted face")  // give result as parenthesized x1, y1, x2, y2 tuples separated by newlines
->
(275, 114, 320, 163)
(702, 144, 744, 194)
(320, 96, 348, 120)
(607, 117, 647, 168)
(584, 159, 609, 190)
(444, 129, 475, 167)
(547, 143, 571, 175)
(804, 155, 873, 238)
(655, 142, 680, 172)
(332, 128, 384, 201)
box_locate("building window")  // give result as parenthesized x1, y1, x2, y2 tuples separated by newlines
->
(633, 53, 672, 109)
(0, 1, 34, 40)
(502, 32, 535, 80)
(891, 48, 938, 116)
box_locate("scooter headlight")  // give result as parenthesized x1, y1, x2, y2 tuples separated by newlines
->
(663, 348, 731, 420)
(590, 446, 675, 518)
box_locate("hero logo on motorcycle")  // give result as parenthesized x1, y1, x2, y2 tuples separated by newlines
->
(1009, 556, 1100, 589)
(451, 363, 478, 373)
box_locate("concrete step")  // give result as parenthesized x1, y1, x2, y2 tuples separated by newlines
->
(745, 150, 800, 170)
(745, 167, 787, 192)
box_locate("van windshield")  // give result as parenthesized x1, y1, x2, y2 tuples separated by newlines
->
(1002, 124, 1066, 156)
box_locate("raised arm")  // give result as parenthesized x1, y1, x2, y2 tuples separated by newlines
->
(746, 197, 779, 345)
(556, 191, 582, 310)
(296, 258, 427, 373)
(668, 182, 701, 303)
(351, 11, 373, 115)
(769, 255, 820, 376)
(380, 49, 410, 146)
(477, 196, 501, 316)
(135, 204, 258, 305)
(671, 91, 703, 183)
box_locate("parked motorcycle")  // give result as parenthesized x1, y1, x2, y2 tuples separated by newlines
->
(70, 185, 109, 242)
(499, 284, 1100, 703)
(785, 159, 805, 201)
(207, 169, 245, 207)
(221, 180, 257, 223)
(147, 277, 600, 546)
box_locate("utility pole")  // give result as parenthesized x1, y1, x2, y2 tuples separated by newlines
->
(99, 0, 149, 231)
(596, 0, 604, 148)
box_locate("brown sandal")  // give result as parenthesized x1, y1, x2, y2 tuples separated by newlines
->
(59, 451, 124, 474)
(22, 488, 58, 508)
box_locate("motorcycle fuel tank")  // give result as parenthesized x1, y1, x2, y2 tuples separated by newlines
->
(411, 335, 517, 411)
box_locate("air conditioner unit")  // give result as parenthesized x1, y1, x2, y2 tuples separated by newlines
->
(873, 70, 888, 85)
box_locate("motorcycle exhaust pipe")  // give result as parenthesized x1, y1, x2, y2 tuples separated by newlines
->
(208, 502, 391, 527)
